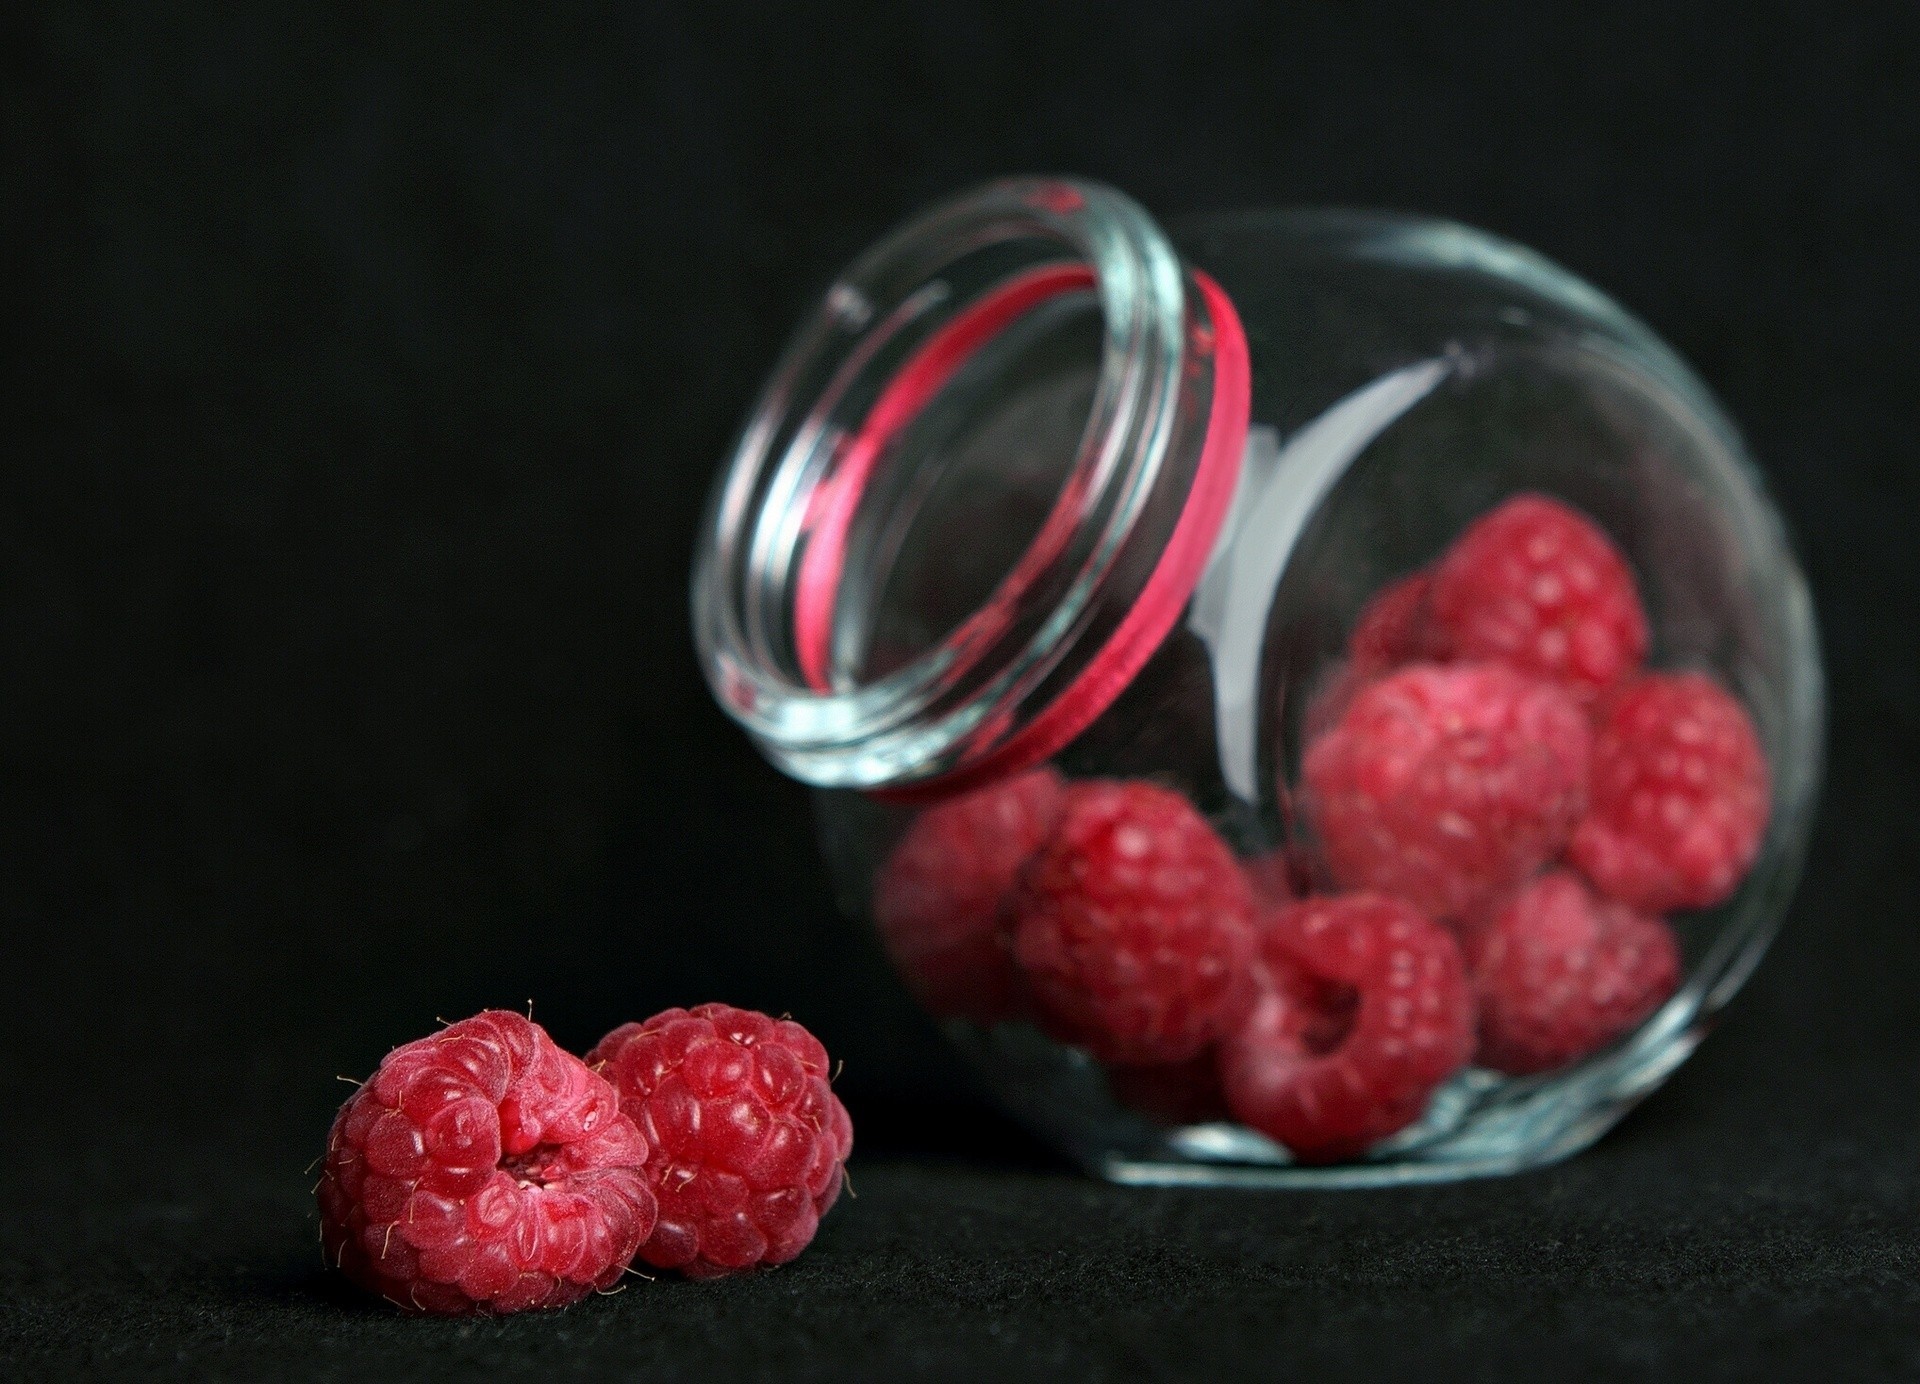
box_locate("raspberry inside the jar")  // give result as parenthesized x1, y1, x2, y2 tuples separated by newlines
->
(1219, 893, 1476, 1163)
(866, 494, 1767, 1162)
(1303, 661, 1590, 921)
(1009, 779, 1258, 1066)
(1567, 671, 1769, 912)
(1466, 869, 1682, 1075)
(872, 766, 1067, 1022)
(1427, 493, 1650, 699)
(1287, 490, 1767, 1094)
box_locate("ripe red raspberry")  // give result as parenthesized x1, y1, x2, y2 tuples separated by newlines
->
(1568, 671, 1770, 912)
(1303, 662, 1590, 920)
(1010, 780, 1258, 1065)
(317, 1011, 655, 1315)
(1466, 870, 1682, 1075)
(872, 766, 1066, 1022)
(1428, 493, 1648, 698)
(1349, 569, 1447, 678)
(587, 1005, 853, 1280)
(1302, 572, 1448, 743)
(1219, 894, 1475, 1163)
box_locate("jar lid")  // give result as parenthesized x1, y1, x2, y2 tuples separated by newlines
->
(693, 178, 1251, 796)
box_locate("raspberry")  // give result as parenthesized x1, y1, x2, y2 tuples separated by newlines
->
(1303, 662, 1590, 920)
(1302, 572, 1447, 743)
(1568, 671, 1770, 912)
(1219, 894, 1475, 1163)
(1349, 569, 1447, 678)
(1429, 493, 1648, 698)
(1010, 780, 1258, 1065)
(587, 1004, 853, 1280)
(872, 766, 1066, 1022)
(317, 1011, 655, 1315)
(1466, 870, 1682, 1075)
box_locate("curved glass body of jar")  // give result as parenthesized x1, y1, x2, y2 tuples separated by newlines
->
(693, 178, 1822, 1185)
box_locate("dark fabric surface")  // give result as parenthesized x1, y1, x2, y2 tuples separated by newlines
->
(5, 3, 1919, 1379)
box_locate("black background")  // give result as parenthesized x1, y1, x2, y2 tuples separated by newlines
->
(6, 3, 1920, 1379)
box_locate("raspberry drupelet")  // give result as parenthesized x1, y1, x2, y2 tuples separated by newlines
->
(588, 1005, 853, 1280)
(872, 766, 1067, 1022)
(1010, 779, 1258, 1065)
(1303, 661, 1590, 921)
(317, 1011, 656, 1315)
(1466, 870, 1682, 1076)
(1428, 493, 1649, 699)
(1568, 671, 1770, 913)
(1219, 894, 1475, 1163)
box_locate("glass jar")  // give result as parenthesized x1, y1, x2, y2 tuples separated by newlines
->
(691, 177, 1822, 1186)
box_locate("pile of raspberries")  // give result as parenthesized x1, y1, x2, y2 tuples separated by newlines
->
(317, 1004, 853, 1315)
(874, 494, 1770, 1164)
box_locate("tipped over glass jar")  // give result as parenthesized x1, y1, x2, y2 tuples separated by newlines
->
(691, 177, 1823, 1185)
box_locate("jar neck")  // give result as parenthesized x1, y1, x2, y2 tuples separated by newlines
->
(692, 177, 1250, 795)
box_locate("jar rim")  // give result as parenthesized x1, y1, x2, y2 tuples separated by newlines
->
(691, 176, 1249, 792)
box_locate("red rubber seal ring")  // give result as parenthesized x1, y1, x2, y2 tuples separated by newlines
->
(792, 263, 1098, 693)
(791, 265, 1251, 803)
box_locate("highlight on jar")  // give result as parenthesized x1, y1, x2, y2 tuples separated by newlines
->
(692, 176, 1823, 1186)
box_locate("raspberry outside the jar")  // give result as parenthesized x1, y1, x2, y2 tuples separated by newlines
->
(316, 1010, 656, 1316)
(588, 1004, 854, 1280)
